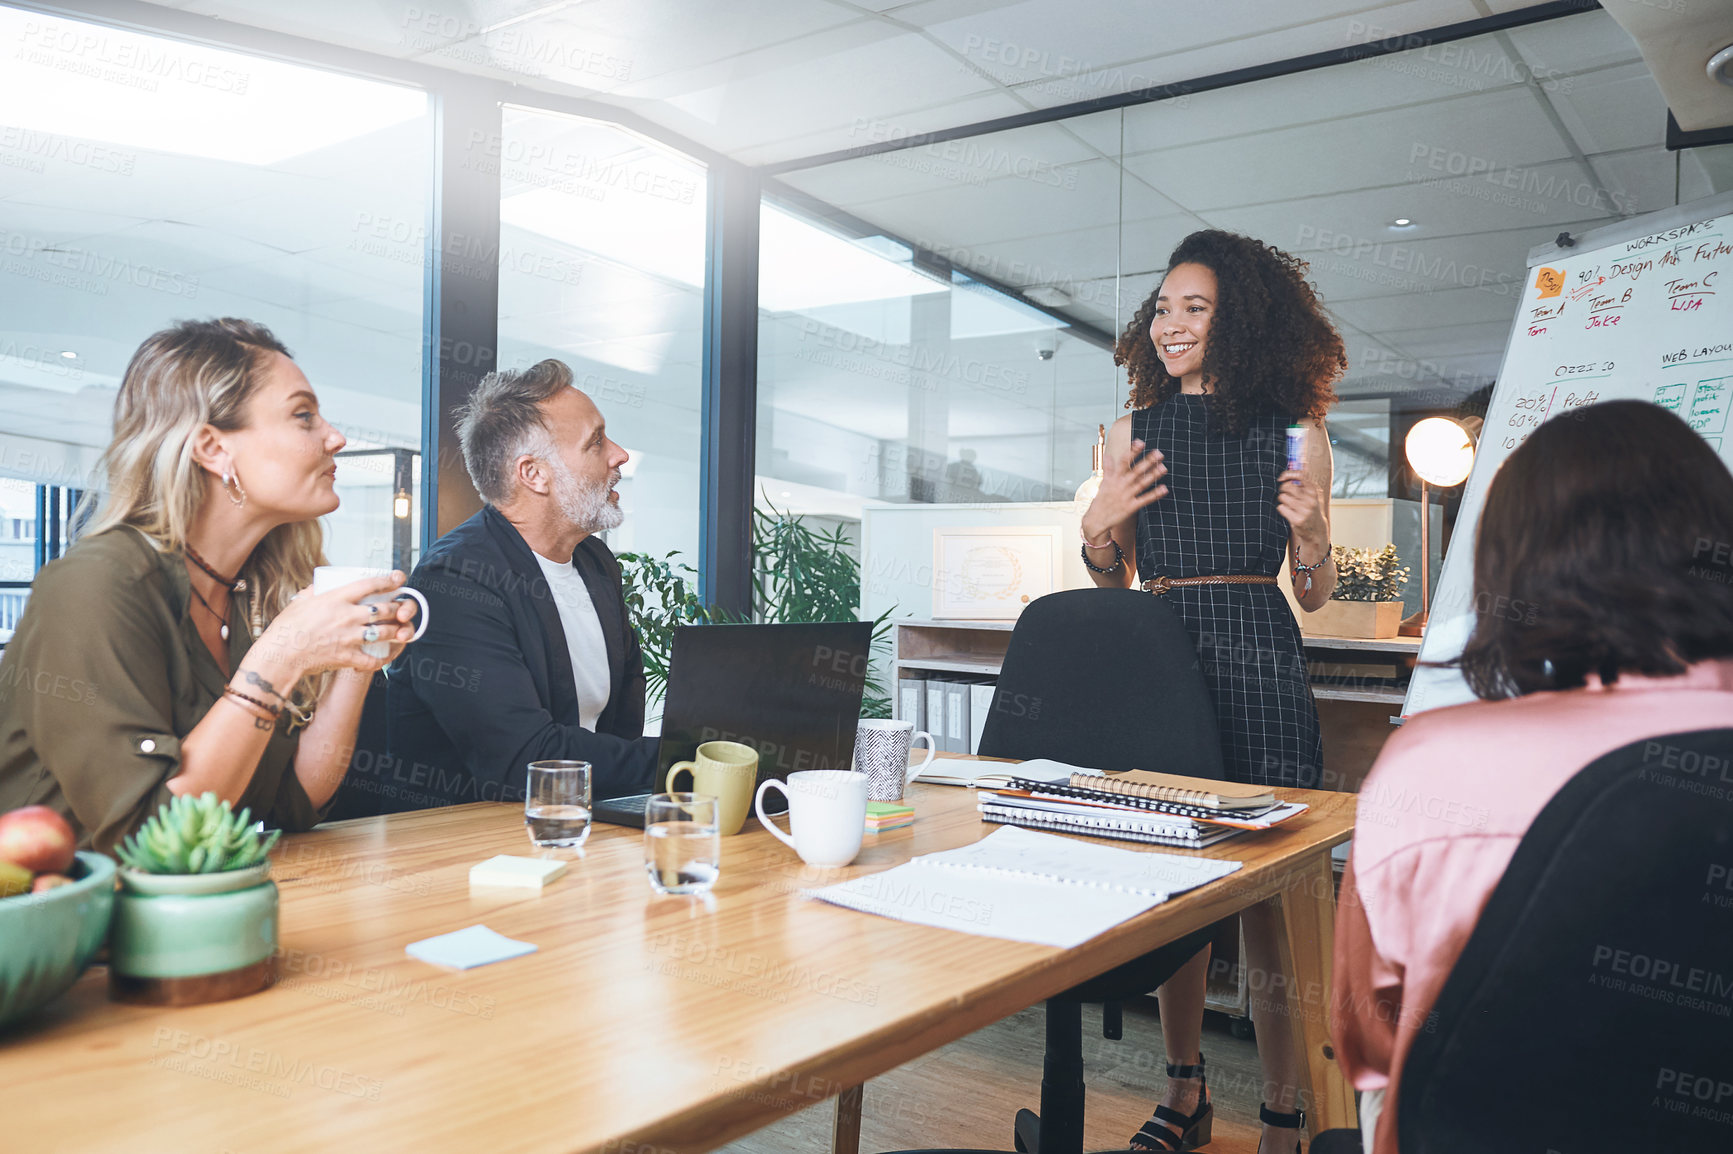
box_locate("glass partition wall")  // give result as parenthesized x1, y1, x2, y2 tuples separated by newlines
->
(760, 4, 1733, 615)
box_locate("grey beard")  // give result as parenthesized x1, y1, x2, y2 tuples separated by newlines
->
(551, 456, 623, 533)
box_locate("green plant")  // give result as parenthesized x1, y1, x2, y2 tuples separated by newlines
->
(1330, 544, 1410, 603)
(618, 549, 730, 705)
(750, 499, 895, 719)
(115, 793, 280, 874)
(619, 497, 895, 718)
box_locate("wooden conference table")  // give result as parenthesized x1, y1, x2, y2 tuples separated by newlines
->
(2, 774, 1355, 1154)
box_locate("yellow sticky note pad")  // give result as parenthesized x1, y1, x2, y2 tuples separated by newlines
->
(469, 855, 567, 890)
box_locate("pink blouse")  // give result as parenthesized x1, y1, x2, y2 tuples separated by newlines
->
(1332, 658, 1733, 1154)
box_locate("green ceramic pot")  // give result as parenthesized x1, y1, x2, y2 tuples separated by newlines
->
(0, 851, 116, 1031)
(110, 867, 278, 981)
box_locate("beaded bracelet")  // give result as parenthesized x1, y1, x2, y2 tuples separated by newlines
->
(221, 686, 279, 713)
(1080, 540, 1125, 575)
(1292, 548, 1332, 596)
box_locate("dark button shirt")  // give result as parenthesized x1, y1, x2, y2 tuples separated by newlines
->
(0, 526, 318, 855)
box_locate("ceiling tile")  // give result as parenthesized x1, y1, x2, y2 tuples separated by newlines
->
(1501, 7, 1643, 77)
(1126, 86, 1573, 210)
(1007, 0, 1486, 112)
(730, 89, 1031, 166)
(1548, 62, 1671, 156)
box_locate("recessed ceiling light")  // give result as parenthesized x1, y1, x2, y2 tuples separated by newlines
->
(1392, 218, 1414, 228)
(59, 351, 76, 359)
(1710, 44, 1733, 87)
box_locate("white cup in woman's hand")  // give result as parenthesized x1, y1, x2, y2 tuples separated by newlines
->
(312, 566, 430, 658)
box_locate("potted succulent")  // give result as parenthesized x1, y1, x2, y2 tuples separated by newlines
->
(110, 793, 281, 1006)
(1306, 544, 1411, 639)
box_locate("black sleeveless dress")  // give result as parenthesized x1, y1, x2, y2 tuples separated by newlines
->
(1132, 395, 1324, 789)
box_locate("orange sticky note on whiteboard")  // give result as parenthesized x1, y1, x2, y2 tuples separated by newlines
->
(1534, 267, 1565, 298)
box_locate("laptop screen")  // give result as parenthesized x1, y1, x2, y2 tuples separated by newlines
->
(655, 621, 873, 792)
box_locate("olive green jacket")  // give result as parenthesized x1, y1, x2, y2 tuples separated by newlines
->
(0, 526, 320, 855)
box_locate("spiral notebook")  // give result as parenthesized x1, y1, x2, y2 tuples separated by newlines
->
(1072, 768, 1276, 811)
(805, 826, 1241, 948)
(978, 794, 1243, 849)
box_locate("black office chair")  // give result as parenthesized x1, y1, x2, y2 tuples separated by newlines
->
(891, 588, 1227, 1154)
(1311, 727, 1733, 1154)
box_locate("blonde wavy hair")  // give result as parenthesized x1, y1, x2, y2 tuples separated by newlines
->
(81, 318, 328, 648)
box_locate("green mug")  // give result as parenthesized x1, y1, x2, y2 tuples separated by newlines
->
(665, 740, 759, 836)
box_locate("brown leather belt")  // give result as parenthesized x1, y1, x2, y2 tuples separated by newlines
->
(1141, 574, 1277, 595)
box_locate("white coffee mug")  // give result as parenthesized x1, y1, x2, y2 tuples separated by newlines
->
(854, 719, 936, 802)
(754, 770, 869, 868)
(312, 566, 430, 658)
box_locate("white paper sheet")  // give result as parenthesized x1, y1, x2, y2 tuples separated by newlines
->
(806, 827, 1241, 948)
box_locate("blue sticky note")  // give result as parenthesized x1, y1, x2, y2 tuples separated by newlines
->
(405, 924, 536, 970)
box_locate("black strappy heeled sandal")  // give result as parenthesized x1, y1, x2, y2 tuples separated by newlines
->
(1129, 1055, 1213, 1151)
(1258, 1104, 1306, 1154)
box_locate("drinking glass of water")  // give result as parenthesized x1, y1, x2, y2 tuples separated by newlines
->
(526, 761, 592, 849)
(644, 793, 720, 896)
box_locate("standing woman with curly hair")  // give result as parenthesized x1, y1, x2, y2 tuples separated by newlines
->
(1080, 231, 1345, 1154)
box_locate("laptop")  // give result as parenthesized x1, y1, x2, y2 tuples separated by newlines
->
(593, 620, 873, 827)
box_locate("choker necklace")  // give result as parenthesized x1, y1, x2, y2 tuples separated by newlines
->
(187, 580, 232, 642)
(185, 542, 246, 593)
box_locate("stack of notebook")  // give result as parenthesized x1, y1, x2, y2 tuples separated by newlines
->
(977, 763, 1307, 849)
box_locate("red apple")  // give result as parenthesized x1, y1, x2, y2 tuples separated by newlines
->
(31, 873, 74, 893)
(0, 806, 76, 875)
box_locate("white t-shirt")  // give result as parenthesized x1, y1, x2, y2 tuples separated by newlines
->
(532, 550, 612, 732)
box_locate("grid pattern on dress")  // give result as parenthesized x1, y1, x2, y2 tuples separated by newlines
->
(1132, 396, 1323, 789)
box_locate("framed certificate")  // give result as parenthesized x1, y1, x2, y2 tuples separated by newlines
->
(932, 526, 1063, 619)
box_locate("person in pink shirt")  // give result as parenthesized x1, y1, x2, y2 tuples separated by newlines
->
(1331, 400, 1733, 1154)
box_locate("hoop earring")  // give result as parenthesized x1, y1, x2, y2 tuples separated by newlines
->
(221, 467, 247, 508)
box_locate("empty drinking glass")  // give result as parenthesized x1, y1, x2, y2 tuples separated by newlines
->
(526, 761, 592, 849)
(644, 793, 721, 896)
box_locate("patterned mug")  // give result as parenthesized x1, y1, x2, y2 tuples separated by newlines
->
(854, 719, 936, 802)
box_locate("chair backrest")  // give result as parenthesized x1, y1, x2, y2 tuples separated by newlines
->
(1398, 727, 1733, 1154)
(975, 588, 1223, 778)
(324, 671, 394, 821)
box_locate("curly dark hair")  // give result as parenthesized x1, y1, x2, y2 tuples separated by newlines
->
(1456, 400, 1733, 699)
(1116, 230, 1344, 435)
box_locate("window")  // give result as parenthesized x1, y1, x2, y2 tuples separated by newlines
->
(495, 106, 707, 570)
(0, 6, 432, 575)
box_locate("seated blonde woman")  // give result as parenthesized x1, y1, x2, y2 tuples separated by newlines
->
(0, 319, 418, 853)
(1332, 400, 1733, 1153)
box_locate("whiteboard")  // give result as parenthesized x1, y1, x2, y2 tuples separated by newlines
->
(1404, 190, 1733, 716)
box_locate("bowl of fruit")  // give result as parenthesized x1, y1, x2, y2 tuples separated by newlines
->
(0, 806, 114, 1031)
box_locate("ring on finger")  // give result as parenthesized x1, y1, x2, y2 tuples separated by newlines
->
(367, 602, 381, 621)
(361, 624, 381, 644)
